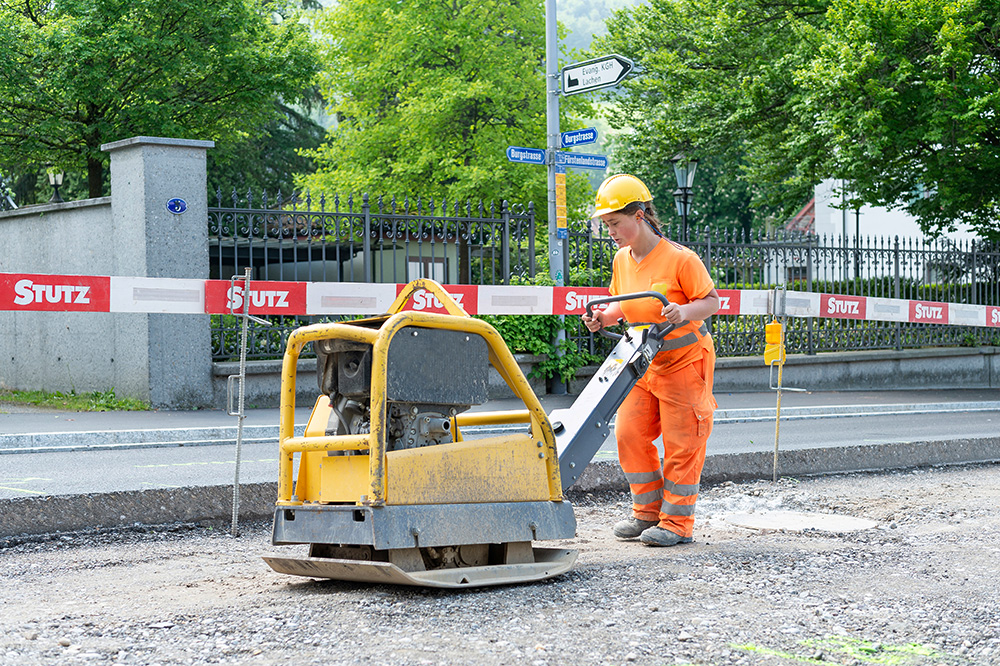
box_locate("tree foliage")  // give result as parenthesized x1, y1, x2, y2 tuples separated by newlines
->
(605, 136, 784, 240)
(598, 0, 1000, 240)
(596, 0, 827, 233)
(0, 0, 319, 198)
(557, 0, 642, 54)
(207, 98, 327, 202)
(799, 0, 1000, 239)
(300, 0, 593, 221)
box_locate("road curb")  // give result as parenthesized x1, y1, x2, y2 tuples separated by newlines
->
(4, 436, 999, 540)
(572, 437, 1000, 493)
(0, 483, 276, 541)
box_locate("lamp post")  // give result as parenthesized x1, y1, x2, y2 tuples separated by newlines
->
(671, 154, 698, 243)
(47, 169, 64, 204)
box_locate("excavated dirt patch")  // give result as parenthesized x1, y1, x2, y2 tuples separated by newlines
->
(2, 463, 999, 665)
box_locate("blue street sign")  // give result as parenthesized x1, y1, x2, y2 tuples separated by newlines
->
(561, 127, 598, 148)
(506, 146, 546, 165)
(555, 151, 609, 170)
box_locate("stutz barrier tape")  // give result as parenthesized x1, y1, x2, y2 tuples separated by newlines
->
(0, 273, 111, 312)
(396, 283, 480, 315)
(0, 272, 997, 328)
(204, 280, 307, 316)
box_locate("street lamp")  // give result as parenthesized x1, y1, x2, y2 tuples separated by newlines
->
(671, 154, 698, 242)
(47, 169, 64, 204)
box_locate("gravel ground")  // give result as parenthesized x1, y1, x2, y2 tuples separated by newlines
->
(2, 463, 999, 666)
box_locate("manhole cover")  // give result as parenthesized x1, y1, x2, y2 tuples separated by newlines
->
(723, 511, 878, 533)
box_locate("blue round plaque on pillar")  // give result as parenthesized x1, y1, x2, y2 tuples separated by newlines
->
(166, 198, 188, 214)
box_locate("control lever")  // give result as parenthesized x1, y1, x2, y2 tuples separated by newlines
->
(585, 291, 677, 342)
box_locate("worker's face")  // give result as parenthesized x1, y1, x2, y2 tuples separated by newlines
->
(600, 209, 645, 248)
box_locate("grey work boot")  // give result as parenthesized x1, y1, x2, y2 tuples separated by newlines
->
(612, 517, 659, 539)
(639, 526, 693, 547)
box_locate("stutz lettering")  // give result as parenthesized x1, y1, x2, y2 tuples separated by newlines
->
(565, 290, 606, 311)
(12, 279, 91, 305)
(827, 297, 860, 315)
(993, 309, 1000, 325)
(915, 304, 944, 320)
(226, 286, 290, 310)
(412, 290, 463, 310)
(719, 296, 731, 310)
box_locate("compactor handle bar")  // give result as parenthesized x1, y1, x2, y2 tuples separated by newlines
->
(585, 291, 672, 340)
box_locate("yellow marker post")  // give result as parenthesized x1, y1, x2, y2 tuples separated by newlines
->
(764, 317, 803, 481)
(765, 317, 785, 482)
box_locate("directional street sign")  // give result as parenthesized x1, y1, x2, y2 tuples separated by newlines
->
(556, 151, 609, 170)
(562, 54, 634, 96)
(506, 146, 546, 165)
(560, 127, 598, 148)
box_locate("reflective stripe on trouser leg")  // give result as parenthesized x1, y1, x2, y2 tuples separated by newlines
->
(615, 383, 665, 523)
(645, 354, 715, 538)
(626, 470, 664, 510)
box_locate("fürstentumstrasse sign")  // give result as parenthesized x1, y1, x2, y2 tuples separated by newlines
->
(562, 55, 634, 96)
(556, 152, 608, 170)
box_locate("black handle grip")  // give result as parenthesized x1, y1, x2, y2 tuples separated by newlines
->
(584, 291, 671, 340)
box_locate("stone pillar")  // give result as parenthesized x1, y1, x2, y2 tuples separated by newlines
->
(101, 136, 215, 408)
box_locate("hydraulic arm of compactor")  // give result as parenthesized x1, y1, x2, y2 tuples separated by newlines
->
(263, 280, 673, 588)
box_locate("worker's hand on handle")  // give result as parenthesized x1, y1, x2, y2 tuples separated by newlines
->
(660, 302, 686, 325)
(581, 309, 604, 332)
(662, 289, 722, 324)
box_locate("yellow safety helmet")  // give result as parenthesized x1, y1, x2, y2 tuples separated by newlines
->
(593, 174, 653, 217)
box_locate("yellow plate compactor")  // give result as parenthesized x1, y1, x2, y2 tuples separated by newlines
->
(263, 279, 675, 588)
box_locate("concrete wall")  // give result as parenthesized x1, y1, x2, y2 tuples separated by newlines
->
(104, 136, 214, 408)
(0, 137, 215, 408)
(712, 346, 999, 393)
(211, 353, 549, 409)
(214, 346, 999, 409)
(0, 199, 149, 397)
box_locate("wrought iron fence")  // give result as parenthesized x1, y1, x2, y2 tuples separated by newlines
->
(208, 189, 1000, 361)
(566, 218, 1000, 359)
(208, 189, 535, 360)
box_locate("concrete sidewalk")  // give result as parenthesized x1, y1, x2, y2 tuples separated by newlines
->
(2, 388, 999, 539)
(2, 387, 999, 452)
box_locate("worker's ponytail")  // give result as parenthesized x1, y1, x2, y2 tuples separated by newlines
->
(620, 200, 664, 237)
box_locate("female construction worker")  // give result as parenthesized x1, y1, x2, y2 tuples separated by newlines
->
(581, 173, 720, 547)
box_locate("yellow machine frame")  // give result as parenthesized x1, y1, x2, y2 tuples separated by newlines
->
(274, 279, 564, 509)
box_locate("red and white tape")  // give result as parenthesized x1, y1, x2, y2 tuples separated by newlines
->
(1, 272, 998, 328)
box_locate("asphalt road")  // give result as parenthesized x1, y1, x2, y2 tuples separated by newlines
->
(3, 407, 998, 499)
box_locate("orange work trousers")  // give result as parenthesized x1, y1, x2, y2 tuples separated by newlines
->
(614, 347, 716, 538)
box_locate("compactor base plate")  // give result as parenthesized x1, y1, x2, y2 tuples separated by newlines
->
(263, 547, 578, 588)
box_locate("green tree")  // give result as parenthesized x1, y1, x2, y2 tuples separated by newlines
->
(598, 0, 1000, 240)
(0, 0, 320, 199)
(606, 136, 783, 240)
(207, 98, 327, 201)
(300, 0, 593, 222)
(797, 0, 1000, 240)
(596, 0, 827, 231)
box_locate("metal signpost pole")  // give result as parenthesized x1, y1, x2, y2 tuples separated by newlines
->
(545, 0, 563, 289)
(545, 0, 567, 394)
